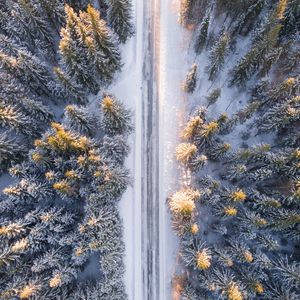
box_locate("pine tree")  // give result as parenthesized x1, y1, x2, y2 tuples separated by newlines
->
(169, 188, 200, 216)
(180, 238, 212, 270)
(231, 0, 264, 36)
(53, 67, 87, 103)
(259, 96, 300, 133)
(0, 50, 55, 97)
(194, 120, 219, 148)
(181, 115, 203, 140)
(207, 31, 230, 81)
(179, 0, 196, 27)
(22, 98, 54, 122)
(281, 0, 300, 37)
(273, 258, 300, 288)
(0, 103, 36, 135)
(206, 88, 221, 106)
(84, 4, 122, 80)
(36, 0, 65, 33)
(65, 104, 97, 135)
(60, 5, 122, 91)
(183, 64, 197, 93)
(0, 134, 26, 172)
(230, 1, 288, 86)
(100, 135, 130, 165)
(0, 34, 23, 56)
(9, 0, 55, 58)
(176, 143, 198, 165)
(194, 14, 210, 54)
(59, 5, 98, 93)
(208, 142, 231, 161)
(106, 0, 134, 43)
(101, 94, 132, 136)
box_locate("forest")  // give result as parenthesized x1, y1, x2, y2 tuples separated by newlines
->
(171, 0, 300, 299)
(0, 0, 133, 299)
(1, 0, 300, 299)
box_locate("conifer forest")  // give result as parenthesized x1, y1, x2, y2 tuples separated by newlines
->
(0, 0, 299, 300)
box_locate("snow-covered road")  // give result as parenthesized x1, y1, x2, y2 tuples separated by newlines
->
(115, 0, 190, 299)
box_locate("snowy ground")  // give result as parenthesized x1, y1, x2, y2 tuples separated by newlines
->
(158, 0, 191, 299)
(110, 0, 144, 298)
(110, 0, 190, 299)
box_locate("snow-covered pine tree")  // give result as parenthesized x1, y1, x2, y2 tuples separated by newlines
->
(106, 0, 134, 43)
(231, 0, 264, 36)
(194, 14, 210, 54)
(207, 31, 230, 81)
(0, 49, 56, 97)
(36, 0, 65, 33)
(81, 4, 122, 84)
(53, 66, 87, 103)
(0, 102, 37, 136)
(183, 64, 197, 93)
(230, 0, 288, 86)
(100, 135, 130, 165)
(280, 0, 300, 37)
(0, 134, 26, 172)
(179, 0, 195, 27)
(8, 0, 55, 58)
(64, 104, 97, 135)
(101, 94, 132, 136)
(206, 88, 221, 106)
(59, 4, 99, 93)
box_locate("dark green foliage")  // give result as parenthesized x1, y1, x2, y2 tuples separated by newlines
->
(106, 0, 134, 43)
(231, 0, 265, 36)
(172, 1, 300, 298)
(207, 31, 230, 81)
(0, 102, 131, 298)
(59, 4, 122, 93)
(0, 0, 132, 297)
(194, 14, 210, 54)
(64, 104, 97, 135)
(179, 0, 197, 27)
(101, 94, 132, 136)
(230, 1, 286, 86)
(183, 64, 197, 93)
(206, 88, 221, 106)
(0, 134, 26, 172)
(281, 0, 300, 37)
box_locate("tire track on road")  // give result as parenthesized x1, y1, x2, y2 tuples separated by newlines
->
(141, 0, 161, 299)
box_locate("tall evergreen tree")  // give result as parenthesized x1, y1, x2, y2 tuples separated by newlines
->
(8, 0, 55, 58)
(207, 31, 230, 81)
(53, 66, 87, 103)
(179, 0, 197, 27)
(59, 5, 98, 92)
(0, 134, 26, 172)
(183, 64, 197, 93)
(64, 104, 97, 135)
(230, 0, 287, 86)
(101, 94, 132, 136)
(59, 4, 121, 92)
(82, 4, 122, 82)
(194, 14, 210, 54)
(0, 103, 37, 135)
(106, 0, 134, 43)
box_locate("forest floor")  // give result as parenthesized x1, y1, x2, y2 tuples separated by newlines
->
(111, 0, 190, 299)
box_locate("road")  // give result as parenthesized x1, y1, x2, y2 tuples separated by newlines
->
(141, 0, 161, 299)
(141, 0, 189, 299)
(117, 0, 189, 299)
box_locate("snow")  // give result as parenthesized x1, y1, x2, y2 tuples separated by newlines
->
(108, 0, 144, 298)
(158, 0, 192, 298)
